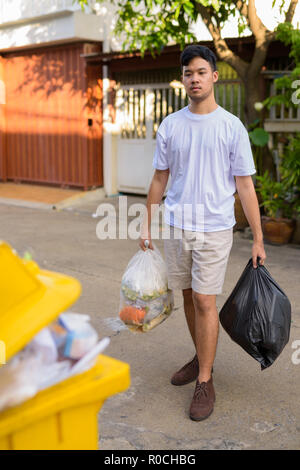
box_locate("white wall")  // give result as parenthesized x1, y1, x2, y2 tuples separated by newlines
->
(0, 0, 78, 24)
(0, 1, 107, 51)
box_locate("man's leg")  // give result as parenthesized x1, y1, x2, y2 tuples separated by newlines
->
(192, 292, 218, 383)
(182, 288, 196, 348)
(190, 228, 233, 383)
(170, 288, 199, 385)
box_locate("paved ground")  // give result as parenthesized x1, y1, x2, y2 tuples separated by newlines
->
(0, 182, 82, 205)
(0, 193, 299, 450)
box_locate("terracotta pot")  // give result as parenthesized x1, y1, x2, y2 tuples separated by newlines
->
(261, 216, 295, 245)
(234, 193, 249, 230)
(291, 218, 300, 245)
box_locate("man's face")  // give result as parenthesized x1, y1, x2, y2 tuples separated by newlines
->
(181, 56, 218, 103)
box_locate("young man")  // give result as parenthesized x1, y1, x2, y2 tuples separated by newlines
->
(139, 44, 266, 421)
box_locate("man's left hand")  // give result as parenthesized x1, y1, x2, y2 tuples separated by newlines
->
(252, 240, 266, 268)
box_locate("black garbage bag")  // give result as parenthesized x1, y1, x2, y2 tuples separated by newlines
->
(219, 258, 291, 370)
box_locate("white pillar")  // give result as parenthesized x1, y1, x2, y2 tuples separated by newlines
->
(102, 67, 113, 195)
(101, 11, 118, 196)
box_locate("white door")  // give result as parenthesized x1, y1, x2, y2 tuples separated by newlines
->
(116, 84, 186, 195)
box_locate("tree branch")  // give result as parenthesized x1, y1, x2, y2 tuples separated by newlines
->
(195, 3, 249, 79)
(285, 0, 299, 22)
(236, 0, 249, 22)
(244, 0, 276, 77)
(235, 0, 251, 31)
(247, 41, 270, 78)
(264, 0, 299, 44)
(248, 0, 268, 42)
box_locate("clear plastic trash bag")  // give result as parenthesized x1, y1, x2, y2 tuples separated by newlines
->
(119, 245, 174, 332)
(219, 258, 291, 370)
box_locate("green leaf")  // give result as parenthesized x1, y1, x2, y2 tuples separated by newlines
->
(196, 0, 210, 7)
(183, 3, 194, 18)
(238, 23, 246, 35)
(248, 119, 261, 130)
(175, 5, 181, 20)
(211, 0, 220, 12)
(249, 128, 270, 147)
(77, 0, 88, 11)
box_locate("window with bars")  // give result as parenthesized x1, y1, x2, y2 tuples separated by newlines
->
(267, 78, 300, 121)
(114, 60, 246, 139)
(116, 80, 245, 139)
(118, 88, 147, 139)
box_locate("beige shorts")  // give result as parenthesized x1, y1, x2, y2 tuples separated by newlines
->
(163, 225, 233, 295)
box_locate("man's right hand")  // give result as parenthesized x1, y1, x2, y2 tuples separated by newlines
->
(139, 237, 154, 251)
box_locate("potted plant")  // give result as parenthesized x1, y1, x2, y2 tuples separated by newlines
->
(256, 23, 300, 245)
(256, 134, 300, 245)
(256, 172, 295, 244)
(281, 133, 300, 244)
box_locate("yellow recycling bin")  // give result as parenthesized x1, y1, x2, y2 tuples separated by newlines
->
(0, 241, 130, 450)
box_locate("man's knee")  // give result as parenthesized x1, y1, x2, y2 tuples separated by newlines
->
(192, 291, 216, 313)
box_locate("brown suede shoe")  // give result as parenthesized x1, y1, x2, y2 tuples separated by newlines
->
(171, 355, 199, 386)
(171, 355, 214, 386)
(189, 377, 216, 421)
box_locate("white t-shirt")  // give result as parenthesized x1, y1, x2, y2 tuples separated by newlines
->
(153, 105, 256, 232)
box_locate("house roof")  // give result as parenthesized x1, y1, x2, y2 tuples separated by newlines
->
(82, 35, 290, 73)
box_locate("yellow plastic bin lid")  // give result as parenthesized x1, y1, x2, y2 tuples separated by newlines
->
(0, 241, 81, 362)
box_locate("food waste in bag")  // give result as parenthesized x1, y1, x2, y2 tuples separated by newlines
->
(0, 312, 110, 412)
(219, 258, 291, 370)
(119, 245, 174, 332)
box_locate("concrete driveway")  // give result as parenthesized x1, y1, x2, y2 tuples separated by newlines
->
(0, 194, 299, 450)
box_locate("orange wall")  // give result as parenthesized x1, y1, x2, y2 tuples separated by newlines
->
(2, 43, 102, 189)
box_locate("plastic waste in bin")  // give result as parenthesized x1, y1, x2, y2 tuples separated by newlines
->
(0, 241, 130, 450)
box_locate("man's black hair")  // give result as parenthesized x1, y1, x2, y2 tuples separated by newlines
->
(180, 45, 217, 72)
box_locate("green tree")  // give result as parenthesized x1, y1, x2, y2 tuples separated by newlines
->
(78, 0, 299, 124)
(256, 22, 300, 219)
(264, 21, 300, 114)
